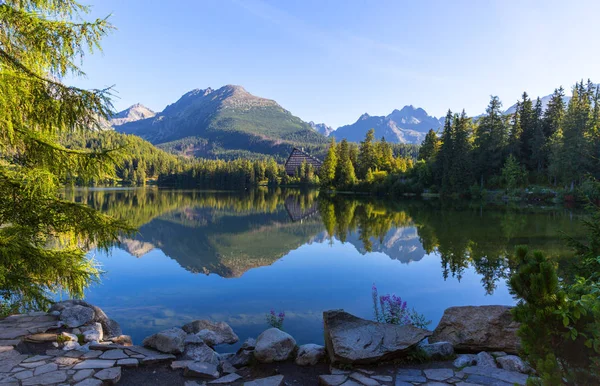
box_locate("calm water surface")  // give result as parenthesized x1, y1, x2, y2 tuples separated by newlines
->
(67, 188, 585, 351)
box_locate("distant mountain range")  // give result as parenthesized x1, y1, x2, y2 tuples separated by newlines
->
(308, 121, 334, 137)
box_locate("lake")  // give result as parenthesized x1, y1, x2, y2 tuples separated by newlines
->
(65, 188, 585, 352)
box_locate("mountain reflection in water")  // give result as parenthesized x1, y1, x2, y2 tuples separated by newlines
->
(59, 188, 585, 347)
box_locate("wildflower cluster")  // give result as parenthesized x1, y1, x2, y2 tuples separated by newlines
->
(372, 284, 431, 329)
(266, 309, 285, 330)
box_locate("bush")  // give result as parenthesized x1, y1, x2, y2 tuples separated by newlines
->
(371, 284, 431, 329)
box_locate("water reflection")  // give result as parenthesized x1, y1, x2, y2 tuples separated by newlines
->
(54, 188, 586, 346)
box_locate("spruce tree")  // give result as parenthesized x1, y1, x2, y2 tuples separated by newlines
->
(473, 96, 508, 186)
(449, 111, 474, 193)
(319, 138, 338, 188)
(0, 0, 132, 310)
(358, 129, 377, 179)
(530, 98, 546, 173)
(336, 139, 357, 187)
(437, 110, 454, 192)
(418, 129, 440, 162)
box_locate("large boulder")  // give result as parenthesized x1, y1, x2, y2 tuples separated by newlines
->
(420, 341, 454, 359)
(50, 300, 122, 339)
(142, 327, 186, 354)
(323, 310, 432, 365)
(182, 320, 239, 345)
(254, 328, 297, 363)
(429, 306, 520, 354)
(183, 341, 219, 365)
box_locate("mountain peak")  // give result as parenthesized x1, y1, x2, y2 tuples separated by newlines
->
(110, 103, 156, 126)
(359, 113, 371, 120)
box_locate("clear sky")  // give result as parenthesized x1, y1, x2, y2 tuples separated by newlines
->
(71, 0, 600, 128)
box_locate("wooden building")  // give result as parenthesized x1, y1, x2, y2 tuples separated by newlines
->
(284, 148, 323, 176)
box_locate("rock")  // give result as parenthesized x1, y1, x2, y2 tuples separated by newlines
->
(94, 367, 122, 385)
(73, 359, 116, 369)
(196, 329, 221, 347)
(424, 368, 454, 381)
(461, 366, 529, 385)
(243, 375, 284, 386)
(476, 351, 497, 367)
(241, 338, 256, 350)
(323, 310, 432, 365)
(142, 327, 186, 354)
(209, 373, 242, 384)
(429, 306, 520, 354)
(184, 341, 220, 365)
(21, 370, 67, 385)
(231, 349, 254, 368)
(254, 328, 296, 363)
(185, 334, 203, 345)
(171, 360, 195, 369)
(60, 306, 94, 328)
(99, 349, 128, 360)
(50, 300, 122, 339)
(60, 332, 78, 341)
(349, 372, 379, 385)
(219, 360, 236, 374)
(63, 341, 81, 351)
(491, 351, 507, 358)
(496, 355, 532, 374)
(82, 323, 103, 343)
(117, 358, 138, 367)
(371, 375, 392, 382)
(454, 354, 477, 368)
(295, 344, 325, 366)
(395, 369, 426, 383)
(72, 369, 95, 382)
(108, 335, 132, 346)
(74, 379, 103, 386)
(13, 370, 33, 380)
(184, 362, 220, 379)
(421, 341, 454, 359)
(319, 375, 348, 386)
(182, 320, 239, 345)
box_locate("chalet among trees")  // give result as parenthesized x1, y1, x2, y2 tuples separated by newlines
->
(285, 148, 323, 176)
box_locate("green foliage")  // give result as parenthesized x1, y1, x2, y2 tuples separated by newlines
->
(319, 138, 337, 188)
(418, 129, 440, 161)
(0, 0, 133, 310)
(509, 205, 600, 385)
(501, 154, 528, 191)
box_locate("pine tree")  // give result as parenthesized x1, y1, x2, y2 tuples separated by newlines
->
(449, 111, 474, 193)
(336, 139, 357, 187)
(530, 98, 546, 173)
(319, 138, 337, 188)
(437, 110, 455, 192)
(358, 129, 378, 179)
(508, 101, 522, 160)
(418, 129, 440, 162)
(0, 0, 132, 310)
(518, 92, 535, 169)
(473, 96, 508, 186)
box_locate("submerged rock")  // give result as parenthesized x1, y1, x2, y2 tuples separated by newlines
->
(429, 305, 520, 353)
(254, 328, 296, 363)
(142, 327, 186, 354)
(323, 309, 432, 364)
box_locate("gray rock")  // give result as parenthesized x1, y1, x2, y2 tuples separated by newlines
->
(421, 341, 454, 359)
(295, 343, 325, 366)
(142, 327, 186, 354)
(50, 300, 121, 338)
(82, 323, 103, 343)
(395, 369, 426, 383)
(254, 328, 296, 363)
(430, 306, 520, 354)
(82, 350, 102, 359)
(424, 368, 454, 381)
(140, 353, 176, 365)
(108, 335, 132, 346)
(13, 370, 34, 380)
(34, 362, 57, 376)
(454, 354, 477, 368)
(62, 341, 81, 351)
(182, 320, 239, 345)
(94, 367, 122, 385)
(243, 375, 284, 386)
(491, 351, 507, 358)
(60, 332, 78, 341)
(196, 329, 221, 347)
(349, 372, 380, 385)
(60, 306, 94, 328)
(462, 366, 529, 385)
(231, 349, 254, 368)
(220, 360, 237, 374)
(21, 370, 67, 385)
(463, 374, 513, 386)
(184, 341, 220, 365)
(209, 373, 242, 384)
(72, 369, 95, 382)
(99, 349, 128, 360)
(185, 333, 203, 345)
(73, 359, 116, 369)
(319, 375, 348, 386)
(171, 360, 195, 369)
(22, 355, 51, 363)
(323, 310, 432, 365)
(476, 351, 497, 367)
(496, 355, 532, 374)
(371, 375, 392, 382)
(241, 338, 256, 350)
(117, 358, 139, 367)
(184, 362, 220, 379)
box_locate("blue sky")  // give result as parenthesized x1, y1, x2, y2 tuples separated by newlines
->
(71, 0, 600, 128)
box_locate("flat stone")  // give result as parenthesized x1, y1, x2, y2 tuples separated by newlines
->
(19, 361, 47, 369)
(89, 343, 123, 351)
(22, 370, 67, 385)
(349, 372, 380, 385)
(209, 373, 243, 384)
(99, 349, 128, 360)
(140, 353, 176, 365)
(124, 345, 162, 357)
(22, 355, 51, 363)
(73, 369, 95, 382)
(0, 340, 21, 346)
(464, 374, 513, 386)
(396, 369, 426, 383)
(117, 358, 139, 367)
(455, 383, 482, 386)
(94, 367, 122, 384)
(340, 381, 362, 386)
(13, 370, 34, 380)
(423, 383, 450, 386)
(34, 362, 58, 376)
(424, 368, 454, 381)
(0, 328, 30, 340)
(82, 350, 102, 359)
(371, 375, 393, 382)
(319, 375, 348, 386)
(243, 375, 285, 386)
(330, 367, 350, 375)
(184, 362, 220, 379)
(171, 360, 195, 370)
(45, 349, 63, 356)
(24, 333, 57, 343)
(74, 378, 103, 386)
(73, 359, 116, 369)
(394, 382, 413, 386)
(54, 356, 80, 366)
(462, 366, 529, 385)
